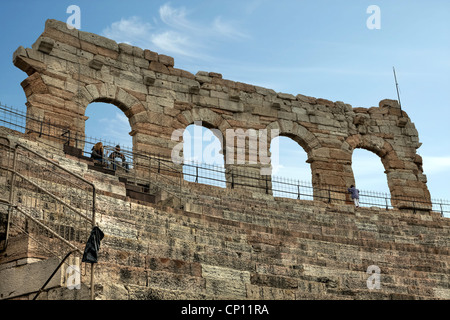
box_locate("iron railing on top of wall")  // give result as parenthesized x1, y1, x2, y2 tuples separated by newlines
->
(156, 156, 450, 217)
(0, 102, 449, 217)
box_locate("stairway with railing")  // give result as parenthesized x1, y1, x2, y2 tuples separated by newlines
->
(0, 137, 96, 300)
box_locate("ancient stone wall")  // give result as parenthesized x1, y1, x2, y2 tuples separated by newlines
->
(13, 19, 430, 209)
(0, 132, 448, 300)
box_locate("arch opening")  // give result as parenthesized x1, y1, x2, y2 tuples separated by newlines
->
(270, 135, 312, 200)
(182, 123, 226, 188)
(85, 102, 133, 151)
(84, 101, 133, 171)
(351, 148, 391, 208)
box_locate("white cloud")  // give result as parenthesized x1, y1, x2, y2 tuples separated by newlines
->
(101, 16, 153, 47)
(212, 16, 249, 40)
(101, 3, 250, 60)
(159, 4, 193, 31)
(150, 30, 205, 59)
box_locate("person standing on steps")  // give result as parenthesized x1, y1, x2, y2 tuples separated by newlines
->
(348, 185, 360, 208)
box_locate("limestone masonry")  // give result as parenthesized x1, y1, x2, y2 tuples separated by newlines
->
(13, 19, 430, 207)
(0, 19, 448, 300)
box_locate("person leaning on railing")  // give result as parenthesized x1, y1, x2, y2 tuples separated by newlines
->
(90, 142, 103, 162)
(109, 145, 129, 171)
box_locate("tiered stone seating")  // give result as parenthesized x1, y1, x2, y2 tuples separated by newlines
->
(1, 134, 448, 300)
(91, 173, 449, 300)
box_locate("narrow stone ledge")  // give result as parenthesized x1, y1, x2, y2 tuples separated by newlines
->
(88, 55, 104, 70)
(37, 37, 55, 54)
(144, 75, 156, 86)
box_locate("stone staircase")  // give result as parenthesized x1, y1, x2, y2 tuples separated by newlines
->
(0, 132, 95, 299)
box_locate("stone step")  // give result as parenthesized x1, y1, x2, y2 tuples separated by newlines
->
(122, 284, 215, 300)
(128, 209, 448, 262)
(131, 206, 449, 266)
(101, 221, 450, 292)
(96, 198, 449, 299)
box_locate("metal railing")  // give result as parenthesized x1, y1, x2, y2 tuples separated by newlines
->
(0, 138, 96, 299)
(1, 102, 449, 218)
(0, 103, 132, 156)
(95, 145, 449, 217)
(180, 160, 449, 216)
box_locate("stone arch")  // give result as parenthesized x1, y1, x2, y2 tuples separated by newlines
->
(344, 133, 430, 209)
(177, 106, 229, 134)
(257, 120, 322, 196)
(265, 119, 320, 177)
(344, 134, 399, 174)
(180, 122, 227, 188)
(72, 83, 148, 153)
(267, 120, 321, 156)
(173, 106, 233, 187)
(177, 106, 232, 156)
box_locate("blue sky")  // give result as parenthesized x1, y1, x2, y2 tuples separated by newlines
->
(0, 1, 449, 205)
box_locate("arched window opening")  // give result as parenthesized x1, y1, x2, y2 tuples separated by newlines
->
(270, 135, 312, 200)
(84, 102, 133, 171)
(351, 148, 391, 208)
(182, 123, 226, 188)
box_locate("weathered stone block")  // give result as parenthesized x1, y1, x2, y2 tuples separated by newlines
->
(144, 49, 158, 61)
(195, 75, 212, 84)
(158, 54, 174, 67)
(208, 72, 222, 78)
(132, 46, 144, 58)
(0, 257, 64, 299)
(397, 117, 408, 127)
(118, 43, 133, 55)
(218, 98, 244, 113)
(149, 61, 169, 74)
(79, 31, 119, 52)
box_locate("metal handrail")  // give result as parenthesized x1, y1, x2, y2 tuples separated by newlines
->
(32, 249, 78, 300)
(0, 139, 97, 299)
(14, 143, 97, 216)
(0, 165, 94, 224)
